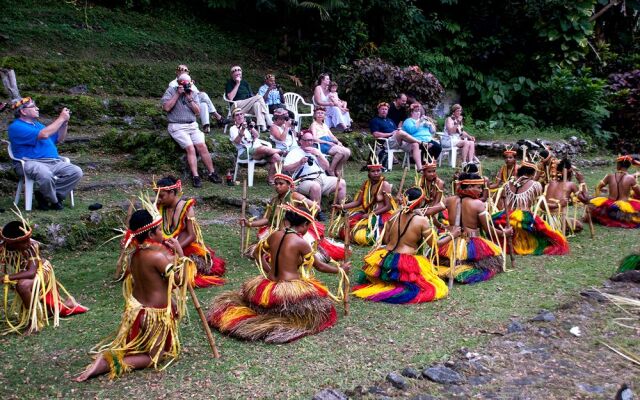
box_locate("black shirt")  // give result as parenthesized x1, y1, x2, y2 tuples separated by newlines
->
(387, 102, 407, 127)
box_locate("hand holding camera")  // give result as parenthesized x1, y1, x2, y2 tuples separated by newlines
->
(60, 107, 71, 121)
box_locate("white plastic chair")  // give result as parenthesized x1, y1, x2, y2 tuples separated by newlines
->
(435, 132, 460, 168)
(378, 138, 410, 171)
(284, 92, 314, 128)
(223, 93, 255, 134)
(232, 139, 271, 187)
(2, 139, 75, 211)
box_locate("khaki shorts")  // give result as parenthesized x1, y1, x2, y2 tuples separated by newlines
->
(297, 174, 339, 197)
(168, 122, 205, 149)
(386, 136, 413, 152)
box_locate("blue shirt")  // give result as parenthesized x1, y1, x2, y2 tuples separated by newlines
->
(257, 84, 282, 106)
(8, 119, 60, 159)
(369, 116, 396, 135)
(402, 117, 434, 142)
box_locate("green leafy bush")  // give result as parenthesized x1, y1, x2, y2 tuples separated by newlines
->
(340, 57, 444, 119)
(606, 69, 640, 152)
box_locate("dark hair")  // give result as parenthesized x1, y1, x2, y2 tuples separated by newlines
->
(317, 73, 330, 85)
(129, 210, 158, 241)
(557, 158, 572, 172)
(462, 163, 479, 174)
(2, 221, 29, 239)
(405, 187, 423, 201)
(285, 206, 312, 227)
(517, 165, 536, 177)
(539, 149, 550, 159)
(617, 159, 632, 169)
(459, 172, 482, 189)
(396, 92, 407, 100)
(157, 176, 179, 194)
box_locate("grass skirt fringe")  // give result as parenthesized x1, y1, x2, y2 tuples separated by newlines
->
(436, 237, 503, 284)
(352, 249, 448, 303)
(207, 276, 337, 343)
(589, 197, 640, 228)
(90, 295, 179, 379)
(492, 209, 569, 255)
(349, 211, 394, 246)
(183, 242, 225, 288)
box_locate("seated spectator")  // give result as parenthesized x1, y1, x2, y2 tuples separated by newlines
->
(313, 73, 352, 132)
(445, 104, 476, 166)
(327, 82, 348, 113)
(369, 102, 424, 170)
(162, 73, 222, 187)
(387, 93, 408, 128)
(225, 65, 272, 131)
(257, 74, 294, 119)
(402, 103, 442, 161)
(169, 64, 228, 133)
(8, 97, 83, 210)
(283, 131, 346, 220)
(269, 108, 298, 154)
(229, 108, 282, 185)
(309, 107, 351, 176)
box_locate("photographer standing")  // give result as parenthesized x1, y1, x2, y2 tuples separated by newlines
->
(283, 131, 346, 221)
(161, 73, 222, 188)
(7, 97, 83, 210)
(228, 108, 282, 185)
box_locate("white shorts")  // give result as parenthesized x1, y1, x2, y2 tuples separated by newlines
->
(386, 136, 413, 152)
(168, 122, 205, 149)
(297, 174, 340, 197)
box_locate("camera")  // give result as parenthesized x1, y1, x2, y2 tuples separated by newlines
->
(247, 120, 257, 129)
(283, 117, 298, 127)
(305, 155, 315, 166)
(182, 82, 192, 94)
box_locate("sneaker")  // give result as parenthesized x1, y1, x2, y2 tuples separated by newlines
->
(49, 201, 64, 211)
(34, 191, 49, 210)
(202, 124, 210, 133)
(192, 175, 202, 188)
(207, 171, 222, 184)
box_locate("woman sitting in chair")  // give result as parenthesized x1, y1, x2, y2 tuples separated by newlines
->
(445, 104, 476, 166)
(309, 107, 351, 177)
(229, 108, 282, 185)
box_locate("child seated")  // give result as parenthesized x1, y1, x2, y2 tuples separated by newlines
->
(328, 82, 348, 113)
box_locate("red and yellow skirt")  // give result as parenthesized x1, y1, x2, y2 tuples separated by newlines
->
(590, 197, 640, 229)
(437, 236, 503, 284)
(184, 242, 226, 288)
(492, 209, 569, 255)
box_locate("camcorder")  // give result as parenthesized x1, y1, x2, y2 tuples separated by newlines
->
(283, 116, 298, 127)
(304, 154, 316, 166)
(182, 82, 192, 94)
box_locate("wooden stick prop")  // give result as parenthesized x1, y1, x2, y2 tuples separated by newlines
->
(502, 192, 516, 270)
(188, 282, 221, 358)
(561, 168, 568, 236)
(329, 171, 342, 228)
(585, 204, 595, 239)
(397, 166, 409, 195)
(240, 179, 247, 255)
(342, 206, 351, 316)
(448, 236, 457, 291)
(114, 196, 136, 280)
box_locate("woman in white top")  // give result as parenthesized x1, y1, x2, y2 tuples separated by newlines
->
(229, 108, 282, 184)
(309, 107, 351, 176)
(269, 108, 298, 154)
(313, 73, 352, 132)
(445, 104, 476, 165)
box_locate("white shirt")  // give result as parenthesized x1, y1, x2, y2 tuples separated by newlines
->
(284, 147, 324, 179)
(270, 124, 298, 151)
(229, 124, 256, 151)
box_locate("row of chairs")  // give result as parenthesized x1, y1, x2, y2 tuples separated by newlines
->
(379, 132, 461, 172)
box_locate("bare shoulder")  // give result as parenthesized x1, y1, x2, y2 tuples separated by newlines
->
(436, 178, 445, 189)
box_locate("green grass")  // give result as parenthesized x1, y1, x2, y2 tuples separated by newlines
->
(0, 161, 633, 399)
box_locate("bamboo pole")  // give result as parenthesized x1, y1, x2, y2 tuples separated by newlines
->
(329, 172, 342, 228)
(342, 207, 351, 316)
(188, 282, 220, 358)
(397, 166, 409, 195)
(240, 179, 247, 255)
(561, 168, 568, 235)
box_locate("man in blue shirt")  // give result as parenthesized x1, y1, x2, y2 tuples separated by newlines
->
(8, 97, 83, 210)
(369, 102, 424, 170)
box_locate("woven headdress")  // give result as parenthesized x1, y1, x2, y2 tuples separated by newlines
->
(0, 208, 32, 245)
(367, 143, 383, 169)
(120, 193, 163, 248)
(503, 144, 517, 156)
(520, 145, 538, 171)
(273, 163, 295, 187)
(421, 151, 437, 170)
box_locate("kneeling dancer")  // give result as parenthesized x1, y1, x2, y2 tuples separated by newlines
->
(209, 204, 350, 343)
(352, 187, 453, 303)
(75, 209, 194, 381)
(590, 155, 640, 228)
(1, 219, 87, 335)
(154, 176, 225, 287)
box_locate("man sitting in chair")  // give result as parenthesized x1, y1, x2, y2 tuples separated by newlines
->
(7, 97, 82, 210)
(369, 102, 424, 170)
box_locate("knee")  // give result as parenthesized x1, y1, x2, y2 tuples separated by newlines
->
(73, 165, 84, 179)
(16, 279, 32, 293)
(411, 143, 419, 150)
(309, 183, 321, 196)
(271, 153, 281, 163)
(185, 145, 196, 155)
(343, 148, 351, 158)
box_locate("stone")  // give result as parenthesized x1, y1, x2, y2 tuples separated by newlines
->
(312, 389, 348, 400)
(580, 289, 607, 303)
(89, 211, 102, 224)
(401, 367, 420, 379)
(368, 386, 387, 395)
(410, 396, 437, 400)
(123, 116, 135, 125)
(531, 309, 556, 322)
(423, 365, 464, 385)
(468, 375, 492, 386)
(68, 84, 88, 94)
(386, 372, 407, 389)
(577, 383, 605, 394)
(507, 321, 525, 333)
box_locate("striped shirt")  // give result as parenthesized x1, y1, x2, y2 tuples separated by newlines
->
(161, 86, 200, 123)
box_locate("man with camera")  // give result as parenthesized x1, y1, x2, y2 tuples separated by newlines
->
(7, 97, 83, 210)
(169, 65, 229, 133)
(257, 74, 295, 120)
(161, 73, 222, 188)
(283, 131, 346, 221)
(225, 66, 272, 132)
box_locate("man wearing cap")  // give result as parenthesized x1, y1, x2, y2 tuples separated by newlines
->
(7, 97, 83, 210)
(225, 65, 272, 131)
(369, 102, 424, 170)
(161, 73, 222, 187)
(169, 65, 228, 133)
(283, 131, 346, 220)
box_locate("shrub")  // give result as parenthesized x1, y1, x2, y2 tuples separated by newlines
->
(340, 57, 444, 120)
(606, 69, 640, 153)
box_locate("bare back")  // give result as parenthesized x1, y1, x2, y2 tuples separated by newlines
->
(266, 229, 313, 281)
(545, 180, 578, 209)
(603, 172, 639, 201)
(445, 196, 487, 236)
(383, 212, 431, 254)
(130, 245, 173, 308)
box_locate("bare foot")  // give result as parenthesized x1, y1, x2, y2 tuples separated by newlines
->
(74, 359, 101, 382)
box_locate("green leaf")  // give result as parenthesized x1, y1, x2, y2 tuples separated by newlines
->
(493, 94, 503, 105)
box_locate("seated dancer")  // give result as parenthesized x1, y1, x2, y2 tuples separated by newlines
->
(208, 204, 350, 343)
(332, 151, 396, 246)
(437, 174, 508, 284)
(534, 148, 559, 189)
(543, 158, 589, 234)
(352, 187, 454, 303)
(417, 155, 447, 218)
(492, 158, 569, 255)
(240, 168, 344, 262)
(489, 146, 518, 191)
(154, 176, 225, 287)
(590, 155, 640, 228)
(1, 219, 87, 335)
(75, 209, 194, 381)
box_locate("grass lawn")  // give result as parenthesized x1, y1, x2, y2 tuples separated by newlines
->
(0, 159, 635, 399)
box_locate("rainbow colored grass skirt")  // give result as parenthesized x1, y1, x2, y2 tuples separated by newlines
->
(436, 236, 503, 284)
(590, 197, 640, 228)
(492, 209, 569, 255)
(348, 211, 394, 246)
(351, 249, 448, 303)
(207, 276, 337, 343)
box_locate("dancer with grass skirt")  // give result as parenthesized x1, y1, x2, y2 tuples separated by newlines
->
(590, 155, 640, 228)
